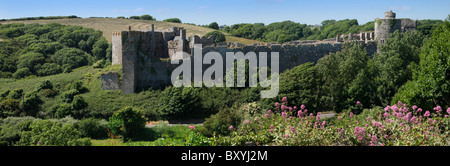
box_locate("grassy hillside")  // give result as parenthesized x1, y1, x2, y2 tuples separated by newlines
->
(1, 18, 262, 45)
(0, 65, 160, 119)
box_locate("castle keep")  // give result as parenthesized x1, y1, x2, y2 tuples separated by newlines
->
(374, 10, 417, 44)
(102, 11, 415, 94)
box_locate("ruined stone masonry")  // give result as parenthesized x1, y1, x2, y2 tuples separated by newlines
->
(374, 10, 417, 45)
(102, 11, 415, 94)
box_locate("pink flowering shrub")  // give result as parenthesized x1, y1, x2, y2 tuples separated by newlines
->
(213, 97, 450, 146)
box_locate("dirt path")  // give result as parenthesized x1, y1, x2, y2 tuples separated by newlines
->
(319, 113, 336, 120)
(145, 119, 204, 128)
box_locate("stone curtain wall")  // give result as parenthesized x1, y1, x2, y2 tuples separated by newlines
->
(126, 43, 349, 93)
(110, 29, 378, 94)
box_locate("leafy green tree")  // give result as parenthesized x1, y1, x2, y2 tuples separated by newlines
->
(108, 107, 147, 141)
(163, 18, 182, 23)
(12, 68, 32, 79)
(78, 118, 108, 139)
(204, 31, 226, 43)
(316, 41, 370, 112)
(209, 22, 219, 30)
(140, 14, 156, 20)
(372, 31, 425, 106)
(92, 38, 108, 60)
(393, 20, 450, 109)
(260, 62, 320, 112)
(129, 16, 140, 20)
(417, 19, 444, 36)
(17, 52, 45, 73)
(21, 90, 43, 116)
(52, 47, 91, 70)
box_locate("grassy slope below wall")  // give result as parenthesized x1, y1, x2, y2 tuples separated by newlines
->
(0, 65, 160, 119)
(1, 18, 262, 45)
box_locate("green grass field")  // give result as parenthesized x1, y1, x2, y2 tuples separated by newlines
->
(91, 125, 193, 146)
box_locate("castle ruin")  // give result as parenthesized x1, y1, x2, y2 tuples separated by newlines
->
(374, 10, 417, 44)
(102, 11, 416, 94)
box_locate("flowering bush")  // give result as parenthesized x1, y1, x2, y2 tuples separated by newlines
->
(212, 98, 450, 146)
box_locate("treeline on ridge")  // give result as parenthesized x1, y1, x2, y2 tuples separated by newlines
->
(221, 19, 443, 43)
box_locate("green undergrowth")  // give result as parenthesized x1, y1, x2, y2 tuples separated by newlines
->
(0, 65, 160, 120)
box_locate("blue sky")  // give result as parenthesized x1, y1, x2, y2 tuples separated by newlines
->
(0, 0, 448, 25)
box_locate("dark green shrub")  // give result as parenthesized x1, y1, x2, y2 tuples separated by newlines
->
(92, 38, 108, 60)
(0, 117, 36, 145)
(92, 59, 105, 68)
(52, 48, 91, 70)
(198, 104, 243, 137)
(61, 89, 78, 103)
(129, 16, 140, 20)
(70, 81, 89, 93)
(208, 22, 219, 30)
(12, 68, 32, 79)
(108, 107, 147, 141)
(71, 95, 88, 110)
(39, 89, 57, 98)
(68, 138, 91, 146)
(19, 120, 82, 146)
(163, 18, 182, 23)
(54, 103, 71, 118)
(6, 89, 23, 100)
(17, 52, 45, 72)
(21, 90, 43, 116)
(0, 99, 21, 117)
(78, 118, 108, 139)
(140, 15, 156, 21)
(157, 87, 202, 120)
(36, 63, 62, 76)
(260, 62, 320, 112)
(35, 80, 53, 91)
(204, 31, 226, 43)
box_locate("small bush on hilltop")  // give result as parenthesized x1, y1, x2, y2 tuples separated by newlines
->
(204, 31, 226, 43)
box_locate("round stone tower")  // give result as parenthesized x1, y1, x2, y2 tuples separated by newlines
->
(384, 10, 396, 19)
(375, 11, 398, 44)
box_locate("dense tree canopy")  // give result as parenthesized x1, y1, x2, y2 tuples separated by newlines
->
(222, 19, 377, 43)
(393, 20, 450, 109)
(0, 23, 108, 78)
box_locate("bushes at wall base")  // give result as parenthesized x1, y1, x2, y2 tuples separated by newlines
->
(108, 107, 147, 141)
(19, 120, 84, 146)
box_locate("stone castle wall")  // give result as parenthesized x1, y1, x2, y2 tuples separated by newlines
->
(105, 11, 408, 94)
(119, 42, 376, 93)
(111, 32, 122, 65)
(110, 28, 377, 93)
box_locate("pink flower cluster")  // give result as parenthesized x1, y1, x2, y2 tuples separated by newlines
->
(354, 127, 366, 141)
